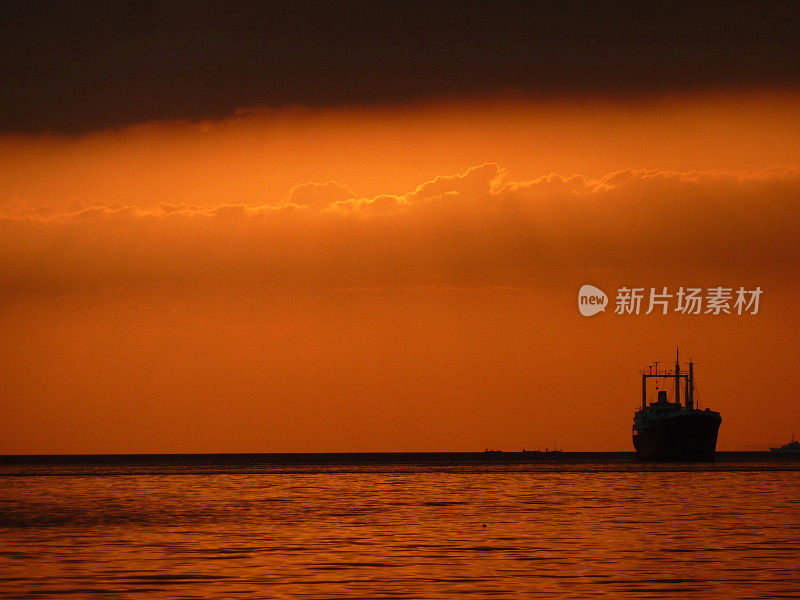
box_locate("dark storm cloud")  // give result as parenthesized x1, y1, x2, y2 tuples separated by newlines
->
(2, 0, 800, 134)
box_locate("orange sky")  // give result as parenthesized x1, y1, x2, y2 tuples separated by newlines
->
(2, 91, 799, 453)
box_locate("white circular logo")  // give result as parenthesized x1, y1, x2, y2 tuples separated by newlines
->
(578, 284, 608, 316)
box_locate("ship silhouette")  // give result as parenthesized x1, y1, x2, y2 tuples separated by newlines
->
(770, 434, 800, 454)
(633, 348, 721, 461)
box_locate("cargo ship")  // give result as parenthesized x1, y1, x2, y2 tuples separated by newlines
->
(633, 349, 721, 461)
(770, 435, 800, 454)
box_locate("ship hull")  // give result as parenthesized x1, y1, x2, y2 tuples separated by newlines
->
(633, 410, 721, 461)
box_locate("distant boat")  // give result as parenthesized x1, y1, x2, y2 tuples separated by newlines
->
(521, 448, 563, 456)
(770, 435, 800, 454)
(633, 348, 722, 461)
(483, 449, 503, 454)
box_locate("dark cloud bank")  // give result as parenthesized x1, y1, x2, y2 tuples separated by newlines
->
(3, 0, 800, 134)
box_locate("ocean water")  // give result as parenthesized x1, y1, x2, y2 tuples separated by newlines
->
(1, 453, 799, 599)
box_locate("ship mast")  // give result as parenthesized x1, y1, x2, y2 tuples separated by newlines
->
(675, 347, 681, 408)
(642, 370, 647, 410)
(639, 350, 693, 411)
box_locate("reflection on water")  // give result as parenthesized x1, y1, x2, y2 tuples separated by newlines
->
(1, 454, 799, 599)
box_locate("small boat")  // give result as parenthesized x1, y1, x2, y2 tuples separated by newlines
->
(770, 435, 800, 454)
(521, 448, 563, 456)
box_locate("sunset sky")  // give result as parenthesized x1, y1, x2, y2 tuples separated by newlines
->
(2, 1, 800, 453)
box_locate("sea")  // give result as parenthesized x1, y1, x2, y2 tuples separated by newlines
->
(1, 452, 798, 599)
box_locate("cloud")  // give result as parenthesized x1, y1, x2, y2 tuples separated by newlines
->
(405, 162, 504, 204)
(1, 164, 799, 297)
(4, 2, 800, 134)
(289, 182, 355, 207)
